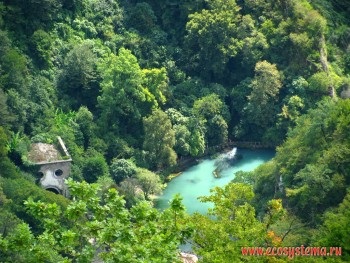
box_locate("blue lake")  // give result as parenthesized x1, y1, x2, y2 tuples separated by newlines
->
(155, 148, 275, 214)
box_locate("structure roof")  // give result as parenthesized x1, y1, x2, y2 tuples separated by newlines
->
(27, 142, 63, 163)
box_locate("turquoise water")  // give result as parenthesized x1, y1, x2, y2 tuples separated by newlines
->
(155, 149, 275, 214)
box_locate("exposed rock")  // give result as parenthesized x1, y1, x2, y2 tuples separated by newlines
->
(180, 252, 198, 263)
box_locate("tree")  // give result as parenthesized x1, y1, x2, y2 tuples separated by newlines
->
(243, 60, 282, 138)
(188, 117, 206, 157)
(110, 158, 137, 184)
(0, 47, 29, 131)
(276, 95, 305, 137)
(0, 179, 187, 263)
(173, 124, 191, 157)
(192, 93, 229, 146)
(142, 109, 177, 169)
(81, 0, 123, 40)
(75, 106, 95, 150)
(0, 127, 19, 179)
(141, 67, 169, 108)
(2, 0, 63, 34)
(0, 89, 14, 128)
(59, 41, 100, 110)
(191, 183, 266, 262)
(315, 191, 350, 261)
(30, 29, 53, 68)
(126, 2, 157, 34)
(249, 99, 350, 224)
(81, 154, 109, 183)
(184, 0, 242, 80)
(279, 95, 304, 123)
(118, 177, 144, 208)
(206, 114, 228, 146)
(166, 108, 206, 157)
(136, 168, 163, 200)
(97, 48, 163, 138)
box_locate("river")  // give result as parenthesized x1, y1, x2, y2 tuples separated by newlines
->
(155, 148, 274, 214)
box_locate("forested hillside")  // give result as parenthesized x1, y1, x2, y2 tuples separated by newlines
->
(0, 0, 350, 262)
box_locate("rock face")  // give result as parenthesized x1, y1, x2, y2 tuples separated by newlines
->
(28, 137, 72, 197)
(180, 252, 198, 263)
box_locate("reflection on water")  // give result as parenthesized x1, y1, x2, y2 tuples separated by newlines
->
(155, 148, 274, 214)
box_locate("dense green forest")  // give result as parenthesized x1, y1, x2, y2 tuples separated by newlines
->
(0, 0, 350, 262)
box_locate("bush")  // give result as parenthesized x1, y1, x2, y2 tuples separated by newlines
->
(110, 158, 137, 184)
(81, 155, 109, 183)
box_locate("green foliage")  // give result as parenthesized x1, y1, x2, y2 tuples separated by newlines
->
(118, 177, 144, 208)
(173, 124, 191, 157)
(0, 0, 350, 259)
(126, 2, 157, 34)
(184, 0, 241, 80)
(97, 48, 146, 137)
(0, 175, 69, 237)
(183, 119, 204, 157)
(0, 127, 20, 179)
(75, 106, 94, 150)
(240, 60, 283, 140)
(192, 183, 266, 262)
(142, 67, 169, 107)
(315, 190, 350, 261)
(165, 108, 206, 157)
(59, 41, 100, 110)
(192, 93, 229, 146)
(0, 89, 14, 128)
(81, 153, 109, 183)
(110, 158, 137, 184)
(252, 99, 350, 223)
(279, 95, 305, 122)
(0, 179, 188, 262)
(6, 131, 30, 166)
(308, 71, 332, 94)
(26, 75, 56, 130)
(30, 29, 53, 68)
(142, 109, 177, 169)
(135, 167, 163, 200)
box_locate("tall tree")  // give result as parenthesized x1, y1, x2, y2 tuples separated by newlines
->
(0, 89, 14, 128)
(136, 168, 163, 200)
(184, 0, 242, 81)
(242, 60, 282, 139)
(97, 48, 168, 139)
(97, 48, 146, 137)
(142, 109, 177, 169)
(192, 93, 229, 146)
(59, 41, 100, 110)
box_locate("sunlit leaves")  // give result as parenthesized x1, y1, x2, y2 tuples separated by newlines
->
(243, 60, 282, 135)
(142, 67, 168, 107)
(192, 93, 229, 146)
(21, 180, 186, 262)
(184, 0, 241, 79)
(97, 48, 170, 139)
(192, 183, 266, 262)
(142, 109, 177, 169)
(97, 47, 145, 134)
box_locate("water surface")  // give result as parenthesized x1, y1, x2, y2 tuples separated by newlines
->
(156, 149, 274, 214)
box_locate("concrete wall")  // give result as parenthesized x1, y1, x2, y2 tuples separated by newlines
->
(39, 160, 71, 197)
